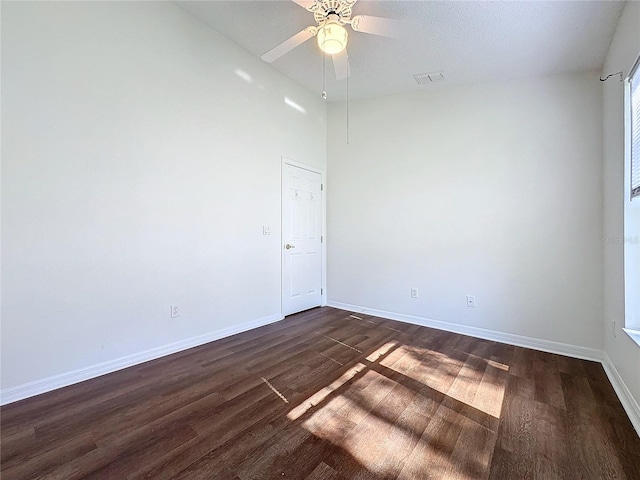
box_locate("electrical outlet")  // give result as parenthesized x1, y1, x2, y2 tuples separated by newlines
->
(171, 305, 180, 318)
(410, 288, 418, 298)
(612, 319, 617, 337)
(263, 225, 271, 235)
(466, 295, 476, 307)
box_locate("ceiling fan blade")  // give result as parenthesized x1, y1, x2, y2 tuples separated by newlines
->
(261, 26, 317, 63)
(350, 15, 417, 40)
(291, 0, 315, 10)
(332, 49, 351, 81)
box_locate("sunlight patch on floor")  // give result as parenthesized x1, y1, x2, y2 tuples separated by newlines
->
(287, 337, 510, 477)
(378, 346, 509, 419)
(302, 396, 401, 477)
(287, 363, 367, 421)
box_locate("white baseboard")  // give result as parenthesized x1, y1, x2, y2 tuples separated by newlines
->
(601, 353, 640, 435)
(0, 313, 283, 406)
(327, 301, 603, 361)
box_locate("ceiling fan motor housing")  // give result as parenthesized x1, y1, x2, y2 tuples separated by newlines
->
(310, 0, 357, 24)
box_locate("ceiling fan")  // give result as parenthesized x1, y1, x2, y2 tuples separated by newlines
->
(260, 0, 414, 80)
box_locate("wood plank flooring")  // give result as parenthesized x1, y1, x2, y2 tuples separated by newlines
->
(2, 307, 639, 479)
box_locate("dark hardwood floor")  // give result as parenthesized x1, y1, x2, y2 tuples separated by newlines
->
(2, 307, 639, 479)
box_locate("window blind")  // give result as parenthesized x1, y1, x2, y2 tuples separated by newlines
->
(631, 54, 640, 199)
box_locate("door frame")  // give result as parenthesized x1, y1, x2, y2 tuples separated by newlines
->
(281, 157, 327, 317)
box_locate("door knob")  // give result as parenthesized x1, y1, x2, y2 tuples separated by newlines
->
(285, 244, 295, 249)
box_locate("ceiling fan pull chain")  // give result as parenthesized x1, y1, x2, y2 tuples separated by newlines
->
(322, 53, 327, 100)
(346, 56, 350, 145)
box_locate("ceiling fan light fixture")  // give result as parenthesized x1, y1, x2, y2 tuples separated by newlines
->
(317, 22, 348, 55)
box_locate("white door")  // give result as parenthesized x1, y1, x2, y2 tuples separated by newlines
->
(282, 162, 323, 315)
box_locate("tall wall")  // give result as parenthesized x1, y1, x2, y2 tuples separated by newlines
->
(327, 72, 604, 350)
(1, 1, 326, 394)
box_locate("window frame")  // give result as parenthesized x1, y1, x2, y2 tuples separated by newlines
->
(623, 53, 640, 345)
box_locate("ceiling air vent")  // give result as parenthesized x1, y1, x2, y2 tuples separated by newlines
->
(414, 71, 445, 85)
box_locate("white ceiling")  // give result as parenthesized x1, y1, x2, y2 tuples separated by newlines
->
(177, 0, 625, 102)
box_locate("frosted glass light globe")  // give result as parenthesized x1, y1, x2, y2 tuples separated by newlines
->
(317, 22, 348, 55)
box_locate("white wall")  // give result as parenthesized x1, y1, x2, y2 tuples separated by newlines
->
(327, 72, 604, 350)
(1, 2, 325, 392)
(602, 0, 640, 411)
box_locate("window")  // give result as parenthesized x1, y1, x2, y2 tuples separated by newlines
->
(624, 53, 640, 345)
(630, 56, 640, 200)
